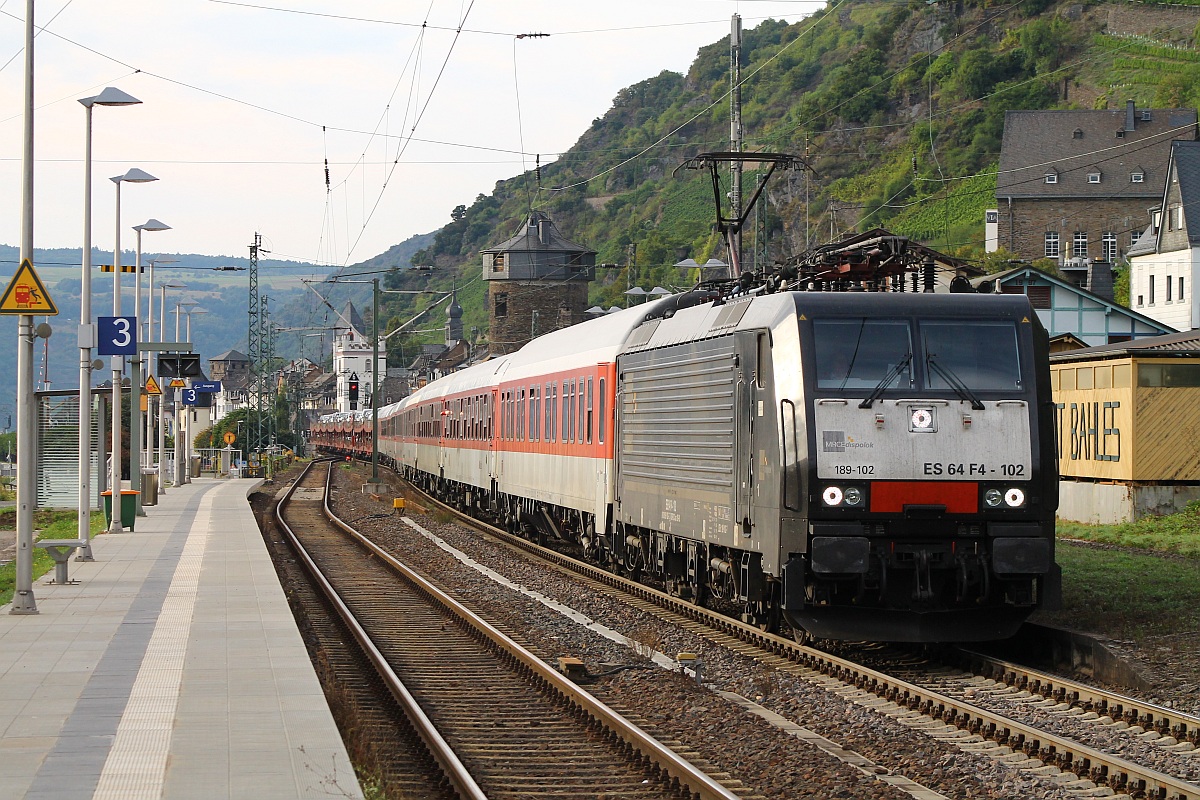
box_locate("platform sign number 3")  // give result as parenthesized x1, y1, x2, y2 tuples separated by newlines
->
(98, 316, 138, 356)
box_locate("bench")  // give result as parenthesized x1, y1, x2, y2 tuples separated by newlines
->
(35, 539, 88, 585)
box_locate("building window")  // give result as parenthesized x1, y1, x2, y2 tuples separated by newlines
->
(1174, 206, 1184, 231)
(1131, 172, 1145, 183)
(1149, 275, 1156, 305)
(1180, 276, 1185, 301)
(1088, 172, 1101, 184)
(1026, 286, 1052, 309)
(494, 293, 508, 318)
(1073, 128, 1083, 139)
(1044, 173, 1058, 184)
(1073, 232, 1088, 258)
(1044, 232, 1060, 258)
(1131, 229, 1142, 247)
(1168, 276, 1174, 302)
(1102, 232, 1117, 262)
(1137, 294, 1144, 307)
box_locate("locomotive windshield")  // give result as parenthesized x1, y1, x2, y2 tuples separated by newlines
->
(812, 317, 1023, 393)
(921, 320, 1022, 391)
(813, 319, 912, 390)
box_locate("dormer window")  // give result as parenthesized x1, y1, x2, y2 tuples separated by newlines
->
(1131, 171, 1145, 183)
(1073, 128, 1084, 139)
(1088, 172, 1101, 184)
(1044, 172, 1059, 184)
(1141, 110, 1152, 121)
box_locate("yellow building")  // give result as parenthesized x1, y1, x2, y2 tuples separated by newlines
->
(1050, 330, 1200, 522)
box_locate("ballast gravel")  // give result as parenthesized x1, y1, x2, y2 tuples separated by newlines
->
(326, 469, 1145, 800)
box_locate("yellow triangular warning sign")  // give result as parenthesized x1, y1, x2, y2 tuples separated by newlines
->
(0, 258, 57, 315)
(169, 378, 186, 388)
(146, 375, 162, 396)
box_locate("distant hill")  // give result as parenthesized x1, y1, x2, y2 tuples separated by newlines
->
(0, 245, 333, 421)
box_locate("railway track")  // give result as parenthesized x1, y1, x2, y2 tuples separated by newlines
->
(276, 459, 742, 800)
(394, 470, 1200, 800)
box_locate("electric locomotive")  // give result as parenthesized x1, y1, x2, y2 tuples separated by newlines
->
(612, 290, 1059, 642)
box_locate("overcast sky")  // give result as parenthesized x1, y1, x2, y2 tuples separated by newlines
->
(0, 0, 822, 268)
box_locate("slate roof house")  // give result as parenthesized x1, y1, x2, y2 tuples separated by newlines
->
(995, 101, 1197, 279)
(1128, 140, 1200, 331)
(979, 265, 1173, 346)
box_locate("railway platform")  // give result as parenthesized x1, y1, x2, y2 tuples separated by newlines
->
(0, 478, 359, 800)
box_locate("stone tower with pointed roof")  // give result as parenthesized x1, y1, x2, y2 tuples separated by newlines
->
(445, 291, 464, 346)
(481, 211, 596, 356)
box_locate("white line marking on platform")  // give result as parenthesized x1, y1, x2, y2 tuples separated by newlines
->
(92, 493, 215, 800)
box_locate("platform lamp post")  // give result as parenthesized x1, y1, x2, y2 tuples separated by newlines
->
(172, 300, 197, 487)
(130, 219, 170, 516)
(76, 87, 142, 560)
(182, 307, 206, 483)
(108, 168, 158, 534)
(144, 256, 178, 483)
(157, 282, 185, 490)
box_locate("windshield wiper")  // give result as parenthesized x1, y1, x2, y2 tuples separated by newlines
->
(858, 353, 912, 408)
(926, 355, 985, 410)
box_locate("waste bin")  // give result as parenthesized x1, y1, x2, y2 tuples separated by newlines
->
(141, 471, 158, 506)
(191, 455, 201, 478)
(101, 490, 139, 530)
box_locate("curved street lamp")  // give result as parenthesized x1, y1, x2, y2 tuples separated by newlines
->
(76, 87, 141, 558)
(129, 219, 171, 516)
(156, 282, 185, 492)
(107, 167, 158, 534)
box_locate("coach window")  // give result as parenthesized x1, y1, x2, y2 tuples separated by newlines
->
(578, 377, 586, 444)
(571, 379, 578, 443)
(561, 381, 570, 442)
(598, 378, 606, 444)
(586, 377, 594, 444)
(535, 386, 544, 441)
(519, 388, 527, 441)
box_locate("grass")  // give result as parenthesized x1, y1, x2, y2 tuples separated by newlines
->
(1036, 542, 1200, 640)
(1040, 502, 1200, 641)
(0, 509, 105, 607)
(1056, 501, 1200, 557)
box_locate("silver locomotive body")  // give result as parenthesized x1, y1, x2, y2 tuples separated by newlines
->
(613, 291, 1060, 641)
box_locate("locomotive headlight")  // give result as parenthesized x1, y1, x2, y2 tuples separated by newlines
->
(984, 488, 1004, 508)
(843, 486, 864, 507)
(822, 486, 844, 506)
(1004, 488, 1026, 508)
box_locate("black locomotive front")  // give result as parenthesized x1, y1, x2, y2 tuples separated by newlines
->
(781, 294, 1061, 642)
